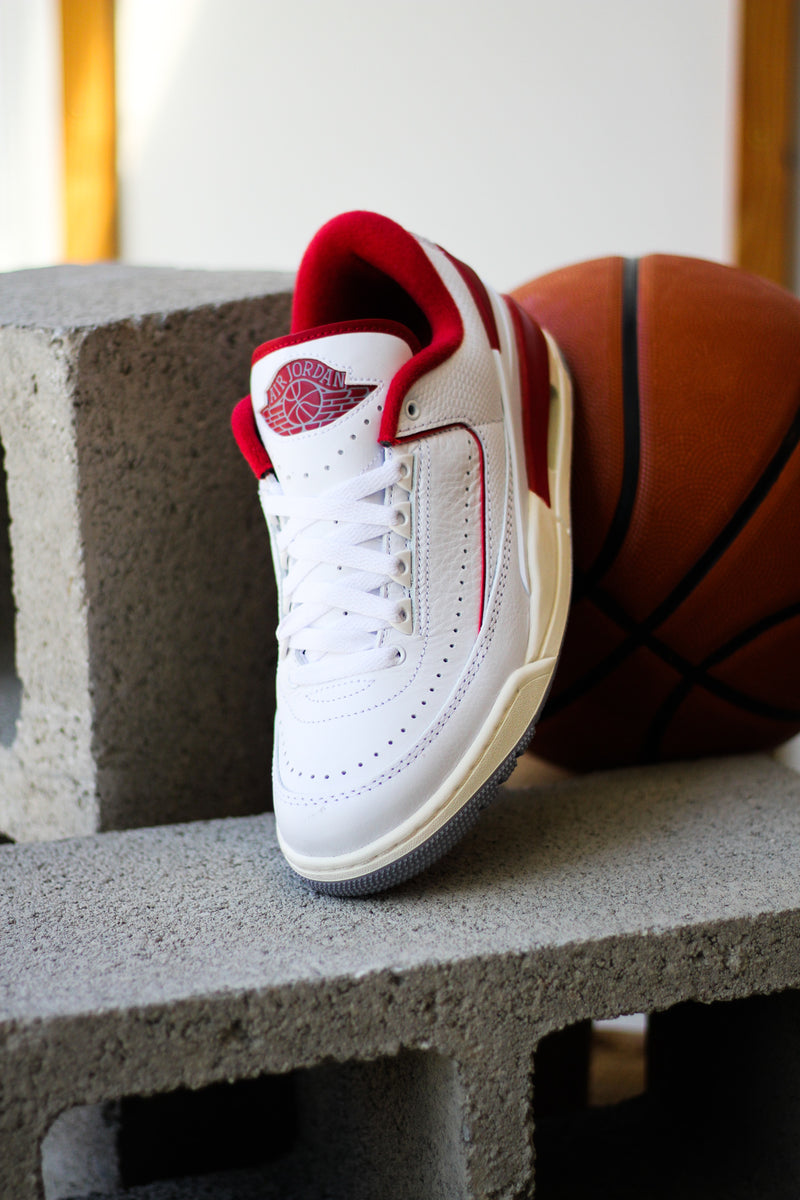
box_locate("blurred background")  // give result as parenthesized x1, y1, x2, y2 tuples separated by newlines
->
(1, 0, 797, 293)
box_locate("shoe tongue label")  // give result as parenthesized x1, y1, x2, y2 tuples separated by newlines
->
(262, 357, 376, 435)
(251, 331, 413, 475)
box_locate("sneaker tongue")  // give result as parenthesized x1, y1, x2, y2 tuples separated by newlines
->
(250, 324, 415, 496)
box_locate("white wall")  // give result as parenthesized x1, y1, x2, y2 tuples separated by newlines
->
(0, 0, 739, 281)
(116, 0, 737, 288)
(0, 0, 61, 271)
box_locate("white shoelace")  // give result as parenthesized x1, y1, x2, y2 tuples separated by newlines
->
(261, 458, 410, 683)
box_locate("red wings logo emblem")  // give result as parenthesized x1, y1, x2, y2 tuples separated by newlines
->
(261, 358, 376, 435)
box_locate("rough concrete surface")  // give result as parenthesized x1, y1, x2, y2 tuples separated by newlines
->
(3, 755, 800, 1199)
(0, 265, 293, 840)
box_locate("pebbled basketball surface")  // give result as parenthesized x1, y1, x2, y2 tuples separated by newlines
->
(513, 254, 800, 771)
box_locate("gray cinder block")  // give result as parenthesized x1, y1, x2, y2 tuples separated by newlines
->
(3, 755, 800, 1199)
(0, 266, 292, 841)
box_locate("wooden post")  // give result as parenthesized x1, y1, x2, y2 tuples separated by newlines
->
(735, 0, 798, 287)
(61, 0, 118, 261)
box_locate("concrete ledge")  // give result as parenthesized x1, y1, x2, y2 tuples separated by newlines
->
(3, 755, 800, 1198)
(0, 266, 292, 840)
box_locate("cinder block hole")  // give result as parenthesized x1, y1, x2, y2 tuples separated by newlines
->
(119, 1073, 296, 1185)
(534, 991, 800, 1198)
(532, 1014, 660, 1199)
(42, 1050, 464, 1199)
(41, 1075, 295, 1198)
(588, 1013, 647, 1107)
(0, 441, 20, 745)
(532, 1016, 647, 1121)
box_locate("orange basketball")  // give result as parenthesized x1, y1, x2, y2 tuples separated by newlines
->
(513, 255, 800, 770)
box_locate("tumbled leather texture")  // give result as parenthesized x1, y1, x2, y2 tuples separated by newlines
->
(394, 239, 501, 439)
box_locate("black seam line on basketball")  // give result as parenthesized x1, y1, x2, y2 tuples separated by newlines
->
(646, 665, 800, 763)
(544, 587, 692, 718)
(574, 257, 641, 601)
(591, 585, 800, 718)
(700, 599, 800, 669)
(547, 394, 800, 716)
(646, 396, 800, 630)
(645, 599, 800, 760)
(643, 679, 693, 762)
(547, 584, 800, 722)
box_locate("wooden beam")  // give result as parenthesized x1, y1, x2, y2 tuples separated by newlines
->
(61, 0, 117, 261)
(735, 0, 797, 287)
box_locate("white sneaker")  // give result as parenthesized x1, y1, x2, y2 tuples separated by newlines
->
(232, 211, 572, 894)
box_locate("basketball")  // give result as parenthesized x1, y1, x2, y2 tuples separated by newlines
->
(513, 255, 800, 770)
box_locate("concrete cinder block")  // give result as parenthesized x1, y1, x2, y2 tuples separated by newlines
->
(0, 266, 292, 840)
(3, 755, 800, 1199)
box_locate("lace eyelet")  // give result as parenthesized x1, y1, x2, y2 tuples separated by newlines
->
(392, 548, 412, 582)
(393, 646, 407, 666)
(405, 400, 420, 420)
(392, 501, 412, 536)
(392, 598, 414, 633)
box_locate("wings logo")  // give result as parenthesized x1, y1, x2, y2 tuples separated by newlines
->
(261, 358, 377, 435)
